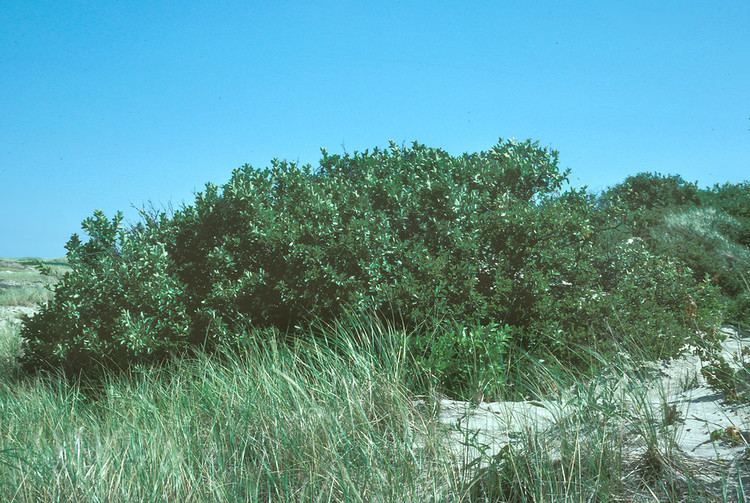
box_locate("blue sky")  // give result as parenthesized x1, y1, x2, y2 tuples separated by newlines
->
(1, 1, 748, 257)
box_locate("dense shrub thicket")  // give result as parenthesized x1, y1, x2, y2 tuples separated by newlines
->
(21, 141, 727, 396)
(601, 173, 750, 328)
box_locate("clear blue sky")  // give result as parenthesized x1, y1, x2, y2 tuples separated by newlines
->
(1, 1, 748, 257)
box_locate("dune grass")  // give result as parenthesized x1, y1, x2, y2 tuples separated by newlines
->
(450, 345, 750, 502)
(0, 320, 460, 502)
(0, 286, 52, 307)
(0, 322, 22, 378)
(0, 258, 68, 307)
(0, 258, 744, 501)
(1, 315, 746, 502)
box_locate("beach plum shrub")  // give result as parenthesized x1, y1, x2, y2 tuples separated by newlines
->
(21, 141, 723, 390)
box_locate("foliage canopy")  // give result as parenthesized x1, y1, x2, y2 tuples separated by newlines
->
(21, 141, 727, 396)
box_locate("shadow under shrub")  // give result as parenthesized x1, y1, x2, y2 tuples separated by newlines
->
(21, 140, 724, 391)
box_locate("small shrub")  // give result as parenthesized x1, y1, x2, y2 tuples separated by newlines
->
(701, 181, 750, 247)
(21, 211, 191, 375)
(599, 172, 701, 239)
(411, 321, 511, 401)
(652, 207, 750, 327)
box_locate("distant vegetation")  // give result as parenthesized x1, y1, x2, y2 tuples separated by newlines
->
(599, 173, 750, 329)
(0, 258, 68, 307)
(17, 140, 747, 400)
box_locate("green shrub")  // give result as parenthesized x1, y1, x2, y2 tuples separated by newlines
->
(654, 208, 749, 285)
(21, 211, 191, 374)
(166, 140, 574, 336)
(598, 173, 748, 333)
(411, 321, 511, 401)
(21, 140, 723, 391)
(595, 238, 724, 356)
(599, 172, 701, 240)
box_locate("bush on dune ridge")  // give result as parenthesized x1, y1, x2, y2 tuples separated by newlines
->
(602, 173, 750, 329)
(20, 140, 723, 396)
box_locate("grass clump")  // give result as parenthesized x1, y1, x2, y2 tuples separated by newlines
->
(455, 349, 745, 502)
(0, 321, 22, 378)
(0, 286, 51, 307)
(0, 321, 459, 502)
(3, 312, 748, 500)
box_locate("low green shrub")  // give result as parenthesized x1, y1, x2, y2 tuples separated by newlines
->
(600, 175, 750, 328)
(21, 211, 192, 374)
(411, 321, 511, 401)
(598, 172, 702, 239)
(21, 140, 724, 393)
(650, 207, 750, 327)
(654, 208, 749, 287)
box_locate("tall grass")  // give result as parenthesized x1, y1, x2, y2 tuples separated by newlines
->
(454, 340, 746, 502)
(0, 321, 22, 378)
(0, 320, 458, 502)
(0, 257, 68, 307)
(1, 315, 746, 501)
